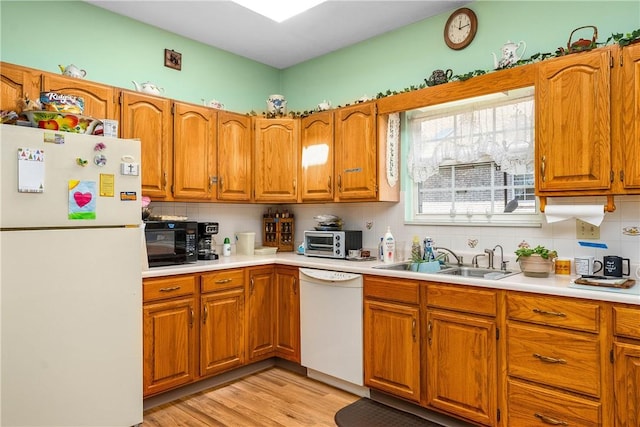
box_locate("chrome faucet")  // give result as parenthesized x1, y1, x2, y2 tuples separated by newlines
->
(472, 253, 487, 267)
(493, 244, 508, 270)
(433, 247, 464, 266)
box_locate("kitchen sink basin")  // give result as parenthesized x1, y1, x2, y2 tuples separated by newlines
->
(373, 262, 520, 280)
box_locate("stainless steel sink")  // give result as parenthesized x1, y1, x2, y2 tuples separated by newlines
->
(373, 261, 520, 280)
(437, 266, 520, 280)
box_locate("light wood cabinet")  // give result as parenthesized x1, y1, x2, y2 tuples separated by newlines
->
(254, 118, 299, 202)
(120, 90, 173, 200)
(217, 111, 253, 201)
(425, 283, 498, 426)
(364, 276, 421, 403)
(505, 292, 611, 426)
(0, 62, 40, 112)
(274, 266, 300, 362)
(246, 266, 276, 361)
(613, 304, 640, 426)
(615, 43, 640, 192)
(42, 73, 118, 121)
(334, 102, 378, 200)
(172, 101, 217, 200)
(536, 47, 613, 194)
(143, 275, 197, 397)
(199, 269, 245, 377)
(300, 111, 334, 202)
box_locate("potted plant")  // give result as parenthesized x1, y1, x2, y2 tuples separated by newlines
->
(515, 241, 558, 277)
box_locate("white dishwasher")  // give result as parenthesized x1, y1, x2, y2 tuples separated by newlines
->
(299, 268, 368, 397)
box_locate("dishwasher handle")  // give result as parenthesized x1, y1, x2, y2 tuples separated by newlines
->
(299, 268, 362, 283)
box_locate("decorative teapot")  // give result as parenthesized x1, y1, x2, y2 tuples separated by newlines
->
(492, 40, 526, 69)
(132, 81, 164, 95)
(202, 99, 224, 109)
(425, 69, 453, 87)
(266, 94, 286, 116)
(59, 64, 86, 79)
(317, 100, 331, 111)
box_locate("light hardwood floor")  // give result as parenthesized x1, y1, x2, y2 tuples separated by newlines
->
(143, 368, 359, 427)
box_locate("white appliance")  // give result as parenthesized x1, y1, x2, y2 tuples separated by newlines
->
(0, 125, 143, 426)
(299, 268, 368, 397)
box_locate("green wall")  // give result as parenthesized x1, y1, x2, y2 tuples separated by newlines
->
(0, 0, 280, 112)
(2, 1, 639, 113)
(282, 0, 640, 110)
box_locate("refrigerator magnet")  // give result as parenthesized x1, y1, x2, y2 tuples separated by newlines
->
(99, 174, 115, 197)
(76, 157, 88, 167)
(17, 147, 45, 193)
(94, 154, 107, 167)
(69, 180, 96, 220)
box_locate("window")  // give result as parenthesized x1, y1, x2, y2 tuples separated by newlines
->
(406, 87, 539, 226)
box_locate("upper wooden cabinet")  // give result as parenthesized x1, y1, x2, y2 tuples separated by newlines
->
(42, 73, 118, 121)
(173, 101, 217, 200)
(334, 102, 378, 201)
(536, 47, 613, 194)
(0, 62, 40, 112)
(615, 43, 640, 192)
(254, 118, 299, 202)
(300, 111, 334, 202)
(217, 111, 253, 202)
(120, 90, 173, 200)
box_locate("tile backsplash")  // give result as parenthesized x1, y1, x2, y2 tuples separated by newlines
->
(151, 193, 640, 279)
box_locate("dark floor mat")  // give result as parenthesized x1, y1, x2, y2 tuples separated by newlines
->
(335, 398, 444, 427)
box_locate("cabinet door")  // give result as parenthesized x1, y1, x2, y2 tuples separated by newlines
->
(536, 48, 612, 193)
(143, 297, 197, 396)
(364, 299, 421, 402)
(254, 118, 299, 202)
(614, 342, 640, 427)
(246, 266, 276, 361)
(121, 90, 173, 199)
(200, 288, 244, 377)
(619, 43, 640, 190)
(217, 111, 252, 201)
(173, 102, 217, 200)
(426, 309, 497, 426)
(0, 62, 40, 112)
(275, 266, 300, 362)
(42, 73, 117, 121)
(334, 102, 377, 200)
(300, 112, 334, 202)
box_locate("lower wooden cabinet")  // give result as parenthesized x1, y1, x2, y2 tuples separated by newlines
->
(363, 276, 421, 402)
(613, 305, 640, 426)
(425, 283, 498, 426)
(143, 275, 198, 397)
(199, 269, 245, 377)
(275, 266, 300, 362)
(246, 266, 277, 361)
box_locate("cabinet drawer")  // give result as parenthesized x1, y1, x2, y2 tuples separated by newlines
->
(364, 276, 419, 305)
(201, 269, 245, 293)
(507, 379, 601, 427)
(613, 305, 640, 340)
(507, 293, 600, 332)
(507, 323, 601, 397)
(143, 275, 196, 302)
(426, 282, 496, 316)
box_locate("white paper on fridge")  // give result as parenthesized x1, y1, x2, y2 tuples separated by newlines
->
(17, 147, 45, 193)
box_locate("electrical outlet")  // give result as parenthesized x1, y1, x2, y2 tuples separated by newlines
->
(576, 219, 600, 239)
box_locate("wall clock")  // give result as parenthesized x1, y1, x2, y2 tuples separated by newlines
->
(444, 8, 478, 50)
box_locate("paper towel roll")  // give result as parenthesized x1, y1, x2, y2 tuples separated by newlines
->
(544, 205, 605, 226)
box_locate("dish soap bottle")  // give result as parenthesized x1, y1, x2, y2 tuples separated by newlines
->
(411, 236, 421, 261)
(423, 237, 435, 261)
(383, 226, 395, 264)
(223, 237, 231, 257)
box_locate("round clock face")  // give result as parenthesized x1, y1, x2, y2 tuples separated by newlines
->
(444, 8, 477, 50)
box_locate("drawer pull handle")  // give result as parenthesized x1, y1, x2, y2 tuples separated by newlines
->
(533, 353, 567, 364)
(159, 286, 181, 292)
(214, 278, 232, 284)
(533, 308, 566, 317)
(534, 412, 568, 425)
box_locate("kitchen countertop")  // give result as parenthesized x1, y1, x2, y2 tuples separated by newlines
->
(143, 253, 640, 305)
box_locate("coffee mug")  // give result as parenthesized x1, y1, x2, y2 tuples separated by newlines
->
(348, 249, 361, 258)
(555, 258, 571, 275)
(603, 255, 630, 277)
(574, 256, 603, 276)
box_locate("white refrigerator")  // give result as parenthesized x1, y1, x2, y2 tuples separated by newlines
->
(0, 125, 143, 426)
